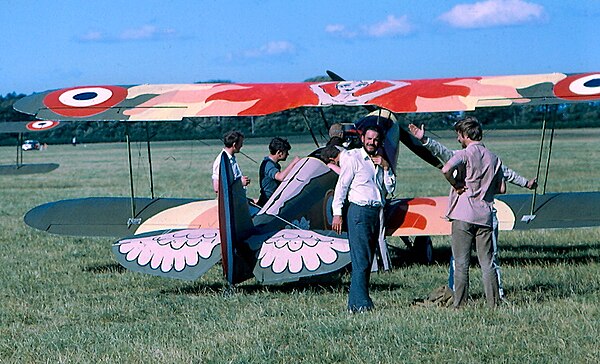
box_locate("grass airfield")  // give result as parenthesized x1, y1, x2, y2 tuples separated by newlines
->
(1, 128, 599, 363)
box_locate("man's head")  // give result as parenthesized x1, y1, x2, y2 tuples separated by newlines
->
(268, 137, 291, 161)
(223, 130, 244, 153)
(454, 117, 482, 148)
(361, 125, 383, 156)
(320, 145, 341, 165)
(328, 123, 344, 139)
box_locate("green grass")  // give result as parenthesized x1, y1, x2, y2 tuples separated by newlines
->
(0, 128, 599, 363)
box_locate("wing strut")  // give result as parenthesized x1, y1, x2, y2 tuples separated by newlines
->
(523, 104, 557, 222)
(16, 133, 24, 167)
(301, 109, 320, 148)
(125, 125, 139, 226)
(145, 121, 155, 199)
(541, 107, 557, 194)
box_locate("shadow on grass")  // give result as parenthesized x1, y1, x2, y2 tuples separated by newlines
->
(393, 242, 600, 268)
(162, 266, 412, 296)
(82, 262, 126, 274)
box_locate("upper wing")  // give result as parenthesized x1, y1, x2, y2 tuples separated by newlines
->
(112, 228, 221, 281)
(14, 73, 600, 121)
(0, 120, 62, 133)
(251, 229, 350, 284)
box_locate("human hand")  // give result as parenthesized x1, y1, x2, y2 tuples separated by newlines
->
(453, 184, 467, 195)
(332, 215, 343, 234)
(526, 178, 538, 190)
(408, 123, 425, 141)
(241, 176, 251, 186)
(371, 155, 389, 170)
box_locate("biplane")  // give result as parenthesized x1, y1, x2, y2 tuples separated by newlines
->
(13, 71, 600, 285)
(0, 120, 62, 175)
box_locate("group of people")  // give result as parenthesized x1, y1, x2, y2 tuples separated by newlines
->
(210, 130, 300, 206)
(211, 112, 536, 313)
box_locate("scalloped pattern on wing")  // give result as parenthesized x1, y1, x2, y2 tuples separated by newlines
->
(254, 229, 350, 284)
(112, 228, 221, 280)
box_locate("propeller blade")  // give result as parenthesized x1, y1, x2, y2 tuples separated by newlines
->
(399, 126, 443, 169)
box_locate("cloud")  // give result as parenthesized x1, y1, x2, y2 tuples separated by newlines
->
(439, 0, 545, 29)
(79, 31, 105, 42)
(363, 15, 413, 37)
(325, 24, 358, 38)
(242, 41, 296, 58)
(119, 25, 176, 40)
(326, 14, 413, 39)
(78, 25, 177, 42)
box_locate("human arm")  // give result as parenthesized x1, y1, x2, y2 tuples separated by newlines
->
(408, 123, 454, 163)
(331, 154, 355, 234)
(501, 165, 537, 189)
(212, 155, 220, 194)
(274, 156, 301, 181)
(371, 155, 396, 195)
(441, 152, 466, 194)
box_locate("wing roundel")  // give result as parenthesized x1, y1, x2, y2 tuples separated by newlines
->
(112, 228, 221, 281)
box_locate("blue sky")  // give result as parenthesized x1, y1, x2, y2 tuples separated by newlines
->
(2, 0, 599, 96)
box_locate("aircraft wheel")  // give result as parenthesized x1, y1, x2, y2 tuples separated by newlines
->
(413, 236, 433, 264)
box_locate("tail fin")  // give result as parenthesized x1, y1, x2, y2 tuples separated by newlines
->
(217, 152, 255, 285)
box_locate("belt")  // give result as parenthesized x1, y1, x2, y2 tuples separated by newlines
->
(350, 201, 382, 208)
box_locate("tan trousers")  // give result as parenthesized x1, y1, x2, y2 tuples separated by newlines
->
(451, 220, 499, 308)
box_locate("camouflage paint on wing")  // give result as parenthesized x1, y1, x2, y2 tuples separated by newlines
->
(14, 73, 600, 121)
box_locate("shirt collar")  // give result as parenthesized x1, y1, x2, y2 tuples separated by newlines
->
(360, 147, 371, 160)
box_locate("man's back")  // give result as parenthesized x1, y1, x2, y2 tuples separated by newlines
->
(446, 142, 501, 227)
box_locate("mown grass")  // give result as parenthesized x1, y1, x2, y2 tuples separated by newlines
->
(0, 128, 599, 363)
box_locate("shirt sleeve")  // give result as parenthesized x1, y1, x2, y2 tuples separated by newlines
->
(332, 153, 355, 216)
(501, 164, 529, 187)
(212, 153, 221, 181)
(422, 137, 454, 163)
(264, 161, 279, 179)
(442, 149, 465, 174)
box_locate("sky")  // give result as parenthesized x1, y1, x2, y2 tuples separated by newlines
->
(2, 0, 599, 96)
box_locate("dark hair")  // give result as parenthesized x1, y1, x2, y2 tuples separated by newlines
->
(326, 136, 344, 147)
(223, 130, 244, 148)
(454, 117, 482, 141)
(268, 137, 291, 155)
(361, 125, 383, 140)
(320, 145, 340, 163)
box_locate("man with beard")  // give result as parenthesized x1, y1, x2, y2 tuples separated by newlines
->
(331, 125, 396, 313)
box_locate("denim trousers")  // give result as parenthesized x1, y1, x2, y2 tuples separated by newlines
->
(347, 203, 381, 310)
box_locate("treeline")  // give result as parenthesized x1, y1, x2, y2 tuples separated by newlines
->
(1, 88, 599, 146)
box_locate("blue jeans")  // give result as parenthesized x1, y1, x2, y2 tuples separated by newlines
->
(347, 203, 381, 311)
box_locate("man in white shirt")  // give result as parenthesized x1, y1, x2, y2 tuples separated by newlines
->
(332, 125, 396, 313)
(212, 130, 251, 194)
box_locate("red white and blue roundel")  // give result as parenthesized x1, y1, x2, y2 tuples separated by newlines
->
(43, 86, 128, 117)
(25, 120, 60, 131)
(554, 73, 600, 101)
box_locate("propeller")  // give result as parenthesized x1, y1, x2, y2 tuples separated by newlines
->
(326, 70, 443, 169)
